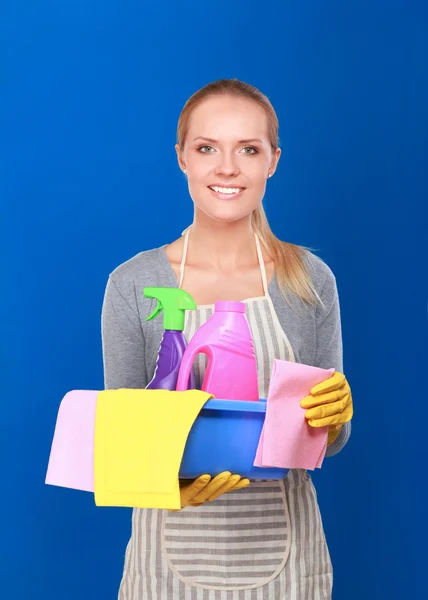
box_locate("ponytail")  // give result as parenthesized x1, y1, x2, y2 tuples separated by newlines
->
(252, 204, 322, 307)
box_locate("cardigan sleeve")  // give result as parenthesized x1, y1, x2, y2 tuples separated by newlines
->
(101, 275, 148, 390)
(315, 269, 352, 457)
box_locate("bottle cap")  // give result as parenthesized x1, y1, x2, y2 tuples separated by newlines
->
(215, 300, 245, 313)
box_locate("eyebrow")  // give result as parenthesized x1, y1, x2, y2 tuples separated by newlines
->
(193, 136, 263, 144)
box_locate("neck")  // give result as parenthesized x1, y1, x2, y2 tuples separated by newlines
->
(188, 211, 257, 270)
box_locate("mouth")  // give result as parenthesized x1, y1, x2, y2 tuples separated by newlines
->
(208, 185, 245, 200)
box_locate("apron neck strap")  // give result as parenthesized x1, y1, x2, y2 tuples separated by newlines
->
(254, 234, 269, 296)
(178, 228, 190, 288)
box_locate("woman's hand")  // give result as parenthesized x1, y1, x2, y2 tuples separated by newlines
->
(300, 372, 353, 445)
(173, 472, 250, 510)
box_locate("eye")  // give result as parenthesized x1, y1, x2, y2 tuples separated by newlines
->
(241, 146, 258, 155)
(198, 145, 215, 153)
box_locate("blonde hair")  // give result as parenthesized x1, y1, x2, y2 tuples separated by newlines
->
(177, 78, 321, 307)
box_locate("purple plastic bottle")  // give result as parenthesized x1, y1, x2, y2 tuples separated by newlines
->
(144, 287, 197, 390)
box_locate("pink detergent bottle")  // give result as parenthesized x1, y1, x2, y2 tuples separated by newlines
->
(176, 301, 259, 401)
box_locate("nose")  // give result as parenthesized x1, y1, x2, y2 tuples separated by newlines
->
(214, 152, 240, 178)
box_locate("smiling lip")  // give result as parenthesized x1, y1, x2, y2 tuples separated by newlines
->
(208, 184, 245, 200)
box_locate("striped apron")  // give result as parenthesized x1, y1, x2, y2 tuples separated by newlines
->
(118, 232, 333, 599)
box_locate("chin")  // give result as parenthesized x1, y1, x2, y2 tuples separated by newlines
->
(196, 198, 259, 224)
(201, 207, 253, 225)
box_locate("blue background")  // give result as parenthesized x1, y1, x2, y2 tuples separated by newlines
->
(1, 1, 426, 598)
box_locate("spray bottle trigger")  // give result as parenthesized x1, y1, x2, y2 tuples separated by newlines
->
(146, 301, 162, 322)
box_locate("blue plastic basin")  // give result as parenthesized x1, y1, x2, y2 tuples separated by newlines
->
(179, 399, 288, 480)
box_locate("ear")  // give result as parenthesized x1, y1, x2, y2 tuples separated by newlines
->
(175, 144, 186, 173)
(269, 147, 281, 176)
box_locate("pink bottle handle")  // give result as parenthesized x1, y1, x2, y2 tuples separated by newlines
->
(176, 345, 215, 392)
(176, 345, 199, 391)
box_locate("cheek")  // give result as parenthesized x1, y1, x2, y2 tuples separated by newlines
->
(186, 153, 210, 176)
(250, 159, 270, 178)
(253, 172, 268, 186)
(245, 167, 268, 194)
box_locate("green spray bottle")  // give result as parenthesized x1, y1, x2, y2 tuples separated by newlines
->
(144, 287, 197, 390)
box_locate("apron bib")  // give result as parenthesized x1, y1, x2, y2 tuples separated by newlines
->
(162, 230, 294, 591)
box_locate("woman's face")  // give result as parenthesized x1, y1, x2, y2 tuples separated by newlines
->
(176, 95, 280, 224)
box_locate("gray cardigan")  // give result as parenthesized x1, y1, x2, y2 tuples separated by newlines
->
(101, 245, 351, 458)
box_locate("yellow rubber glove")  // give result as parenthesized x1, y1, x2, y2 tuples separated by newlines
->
(174, 471, 250, 510)
(300, 372, 353, 445)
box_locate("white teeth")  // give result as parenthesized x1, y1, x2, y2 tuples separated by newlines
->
(210, 186, 241, 194)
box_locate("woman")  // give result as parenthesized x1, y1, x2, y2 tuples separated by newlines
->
(102, 78, 353, 599)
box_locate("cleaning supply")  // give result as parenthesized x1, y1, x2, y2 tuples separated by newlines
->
(179, 398, 287, 479)
(254, 359, 334, 470)
(144, 287, 197, 390)
(176, 300, 259, 401)
(94, 388, 212, 510)
(45, 390, 98, 492)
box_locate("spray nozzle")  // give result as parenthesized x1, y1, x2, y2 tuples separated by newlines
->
(144, 287, 197, 330)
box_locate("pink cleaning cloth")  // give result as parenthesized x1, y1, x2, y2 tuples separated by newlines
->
(254, 360, 335, 470)
(45, 390, 98, 492)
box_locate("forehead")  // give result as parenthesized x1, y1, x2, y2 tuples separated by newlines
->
(187, 95, 269, 140)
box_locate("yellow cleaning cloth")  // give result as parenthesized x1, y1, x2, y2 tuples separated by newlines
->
(94, 389, 212, 510)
